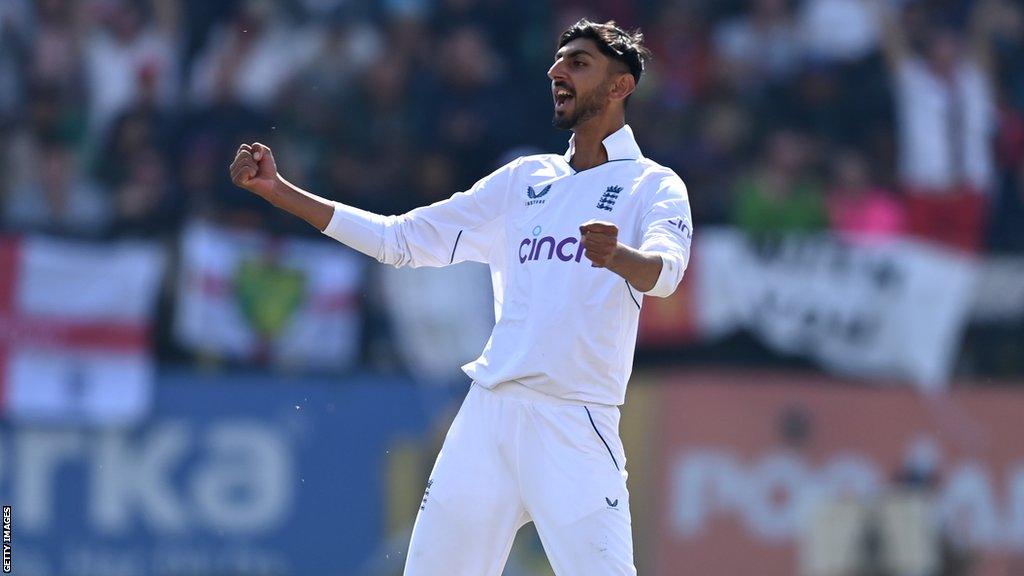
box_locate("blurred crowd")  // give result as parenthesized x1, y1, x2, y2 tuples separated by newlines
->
(1, 0, 1024, 373)
(2, 0, 1023, 248)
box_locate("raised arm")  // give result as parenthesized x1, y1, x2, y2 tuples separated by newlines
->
(230, 142, 510, 268)
(230, 143, 335, 231)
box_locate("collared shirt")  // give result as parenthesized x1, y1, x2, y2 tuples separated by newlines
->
(562, 123, 644, 165)
(323, 124, 692, 405)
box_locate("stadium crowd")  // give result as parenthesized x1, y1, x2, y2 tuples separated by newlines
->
(0, 0, 1022, 368)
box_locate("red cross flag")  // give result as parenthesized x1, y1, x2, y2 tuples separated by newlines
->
(174, 220, 363, 370)
(0, 236, 165, 424)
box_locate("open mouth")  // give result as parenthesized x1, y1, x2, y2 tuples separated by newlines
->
(553, 86, 574, 110)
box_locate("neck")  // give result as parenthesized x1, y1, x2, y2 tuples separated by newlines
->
(569, 114, 625, 172)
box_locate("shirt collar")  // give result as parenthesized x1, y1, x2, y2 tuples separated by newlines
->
(562, 124, 643, 165)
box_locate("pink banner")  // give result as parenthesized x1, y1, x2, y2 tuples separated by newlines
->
(654, 371, 1024, 576)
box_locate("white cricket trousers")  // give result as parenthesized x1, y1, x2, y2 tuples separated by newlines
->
(403, 381, 636, 575)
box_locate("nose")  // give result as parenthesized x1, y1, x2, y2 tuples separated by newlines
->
(548, 59, 565, 82)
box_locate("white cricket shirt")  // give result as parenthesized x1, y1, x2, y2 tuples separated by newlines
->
(323, 124, 692, 405)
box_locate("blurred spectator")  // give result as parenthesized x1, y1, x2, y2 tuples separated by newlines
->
(381, 5, 433, 69)
(296, 39, 424, 215)
(87, 28, 178, 236)
(0, 1, 29, 124)
(296, 0, 362, 21)
(677, 101, 753, 224)
(645, 2, 713, 112)
(732, 129, 827, 234)
(432, 0, 497, 34)
(322, 139, 412, 216)
(989, 153, 1024, 253)
(188, 0, 318, 110)
(176, 101, 273, 227)
(877, 0, 1002, 252)
(988, 1, 1024, 254)
(344, 57, 419, 153)
(785, 65, 848, 142)
(986, 0, 1024, 111)
(95, 105, 173, 179)
(2, 78, 96, 236)
(713, 0, 802, 95)
(411, 150, 459, 206)
(22, 80, 81, 144)
(2, 135, 109, 235)
(257, 33, 357, 208)
(29, 0, 83, 94)
(826, 149, 905, 242)
(177, 133, 222, 219)
(84, 0, 180, 140)
(295, 18, 382, 107)
(798, 0, 879, 63)
(421, 24, 508, 185)
(110, 145, 177, 236)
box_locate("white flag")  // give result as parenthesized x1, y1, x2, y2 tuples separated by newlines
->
(175, 220, 364, 370)
(0, 236, 165, 424)
(694, 230, 977, 389)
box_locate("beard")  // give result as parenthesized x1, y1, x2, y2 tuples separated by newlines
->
(552, 83, 609, 130)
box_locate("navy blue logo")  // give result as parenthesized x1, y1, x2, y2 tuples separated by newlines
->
(527, 184, 551, 199)
(526, 184, 551, 206)
(420, 479, 434, 511)
(605, 497, 619, 508)
(668, 219, 692, 240)
(597, 185, 622, 211)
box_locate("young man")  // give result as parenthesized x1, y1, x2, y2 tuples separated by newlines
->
(230, 19, 692, 576)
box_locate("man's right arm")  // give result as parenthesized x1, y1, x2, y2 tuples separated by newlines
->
(230, 142, 384, 258)
(230, 142, 334, 231)
(265, 174, 336, 232)
(230, 142, 512, 268)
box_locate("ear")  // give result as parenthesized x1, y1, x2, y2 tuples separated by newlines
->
(607, 72, 636, 103)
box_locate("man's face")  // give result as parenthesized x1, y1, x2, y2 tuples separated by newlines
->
(547, 38, 618, 130)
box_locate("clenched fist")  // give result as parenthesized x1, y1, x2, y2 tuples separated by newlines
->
(229, 142, 278, 198)
(579, 221, 621, 268)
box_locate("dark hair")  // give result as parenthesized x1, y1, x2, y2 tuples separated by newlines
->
(557, 19, 651, 85)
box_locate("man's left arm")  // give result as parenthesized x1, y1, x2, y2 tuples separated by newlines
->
(580, 175, 692, 297)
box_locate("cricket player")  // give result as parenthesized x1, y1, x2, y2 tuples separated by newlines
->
(230, 19, 692, 575)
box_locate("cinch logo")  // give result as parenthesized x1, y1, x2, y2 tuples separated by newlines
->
(518, 227, 586, 264)
(668, 219, 692, 240)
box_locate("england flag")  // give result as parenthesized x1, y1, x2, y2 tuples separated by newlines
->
(0, 236, 166, 424)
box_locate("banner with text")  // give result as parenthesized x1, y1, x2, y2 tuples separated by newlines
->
(4, 371, 447, 576)
(690, 231, 977, 389)
(654, 372, 1024, 576)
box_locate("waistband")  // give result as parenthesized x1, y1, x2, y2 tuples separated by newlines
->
(475, 379, 596, 407)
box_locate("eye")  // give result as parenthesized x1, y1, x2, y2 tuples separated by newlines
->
(573, 60, 586, 68)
